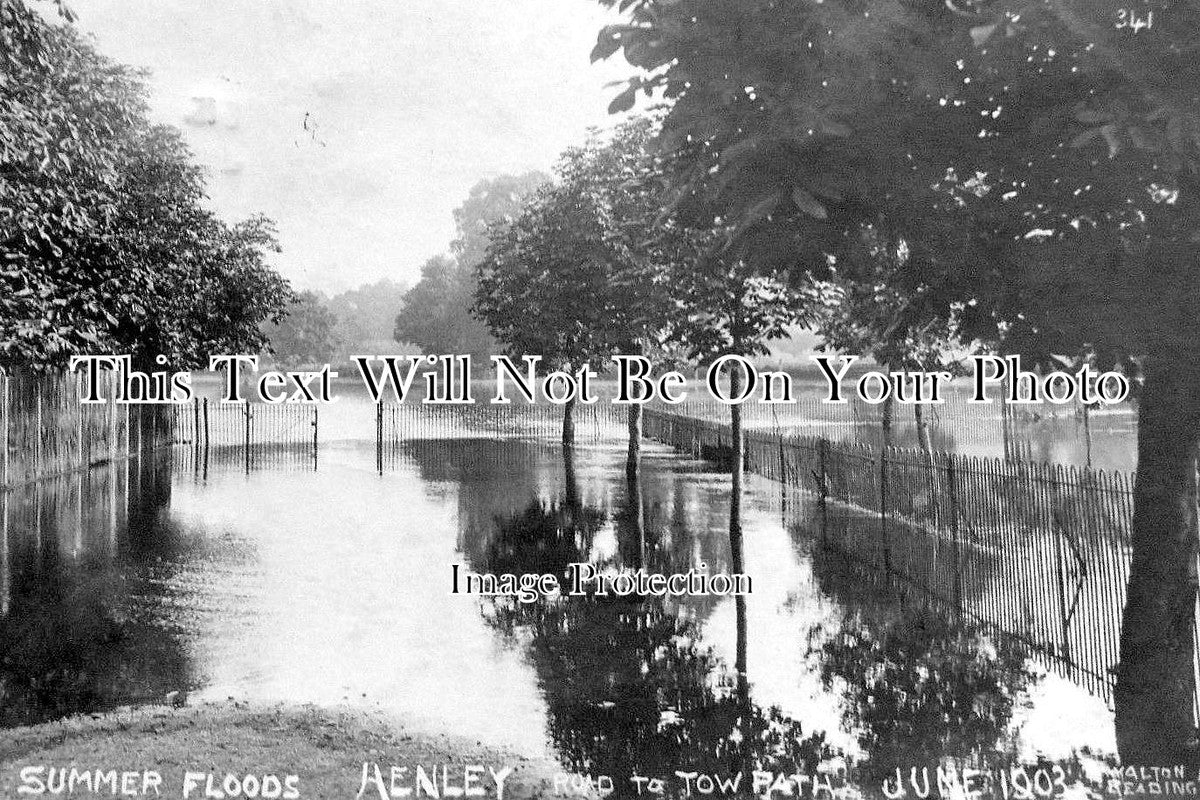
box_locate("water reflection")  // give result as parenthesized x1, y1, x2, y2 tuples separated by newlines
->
(807, 543, 1036, 785)
(403, 437, 1116, 796)
(470, 486, 834, 796)
(0, 452, 192, 726)
(1, 434, 1121, 795)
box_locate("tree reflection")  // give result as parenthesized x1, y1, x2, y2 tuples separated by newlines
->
(0, 451, 192, 727)
(503, 596, 835, 792)
(480, 489, 836, 798)
(808, 542, 1038, 785)
(617, 468, 645, 572)
(483, 499, 606, 582)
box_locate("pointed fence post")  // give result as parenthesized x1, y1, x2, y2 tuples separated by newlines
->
(0, 371, 7, 491)
(818, 437, 829, 543)
(1053, 463, 1075, 672)
(948, 454, 963, 618)
(376, 402, 383, 474)
(244, 402, 251, 474)
(879, 443, 891, 574)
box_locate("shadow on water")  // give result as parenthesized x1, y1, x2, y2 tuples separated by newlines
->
(0, 427, 1127, 795)
(400, 436, 1116, 797)
(0, 450, 193, 727)
(474, 483, 835, 797)
(807, 542, 1034, 782)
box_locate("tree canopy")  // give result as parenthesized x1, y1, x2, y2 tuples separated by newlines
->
(326, 277, 409, 360)
(393, 254, 490, 358)
(473, 178, 627, 371)
(592, 0, 1200, 765)
(594, 0, 1200, 366)
(1, 0, 292, 368)
(394, 172, 547, 360)
(265, 289, 340, 369)
(475, 117, 805, 371)
(813, 222, 967, 374)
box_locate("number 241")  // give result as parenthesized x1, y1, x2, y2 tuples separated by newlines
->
(1116, 8, 1154, 31)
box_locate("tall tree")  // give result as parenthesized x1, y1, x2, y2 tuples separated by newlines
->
(107, 128, 293, 368)
(394, 254, 484, 357)
(265, 290, 340, 369)
(593, 0, 1200, 761)
(474, 180, 627, 446)
(552, 118, 697, 473)
(326, 278, 409, 361)
(673, 255, 809, 685)
(476, 117, 806, 685)
(814, 221, 969, 453)
(475, 119, 717, 453)
(1, 0, 291, 369)
(394, 172, 547, 360)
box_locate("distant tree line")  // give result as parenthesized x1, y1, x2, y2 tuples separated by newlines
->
(264, 278, 411, 369)
(392, 172, 548, 361)
(267, 173, 553, 369)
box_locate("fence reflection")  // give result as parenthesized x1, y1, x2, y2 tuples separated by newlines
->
(641, 407, 1152, 715)
(0, 447, 190, 726)
(0, 371, 184, 488)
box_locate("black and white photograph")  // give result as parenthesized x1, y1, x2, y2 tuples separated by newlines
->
(0, 0, 1194, 797)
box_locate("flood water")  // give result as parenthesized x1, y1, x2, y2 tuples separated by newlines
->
(0, 404, 1124, 797)
(194, 372, 1141, 473)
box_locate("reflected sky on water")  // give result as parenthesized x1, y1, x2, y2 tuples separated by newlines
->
(0, 427, 1121, 794)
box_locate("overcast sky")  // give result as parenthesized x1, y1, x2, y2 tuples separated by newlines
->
(70, 0, 630, 294)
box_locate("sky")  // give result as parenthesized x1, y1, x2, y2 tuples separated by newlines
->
(69, 0, 631, 294)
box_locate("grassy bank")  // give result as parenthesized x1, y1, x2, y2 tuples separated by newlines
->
(0, 702, 570, 799)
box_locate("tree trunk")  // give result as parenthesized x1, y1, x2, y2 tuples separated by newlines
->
(881, 393, 893, 450)
(563, 441, 580, 518)
(914, 403, 941, 527)
(878, 394, 893, 571)
(621, 469, 645, 571)
(1115, 354, 1200, 765)
(1001, 393, 1013, 461)
(914, 402, 933, 454)
(627, 403, 642, 478)
(562, 395, 576, 447)
(730, 366, 745, 556)
(729, 364, 747, 683)
(735, 592, 749, 696)
(1082, 402, 1093, 470)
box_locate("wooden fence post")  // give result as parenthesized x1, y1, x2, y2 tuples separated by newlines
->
(0, 371, 7, 490)
(376, 402, 383, 474)
(879, 443, 891, 574)
(34, 382, 42, 481)
(75, 372, 84, 468)
(817, 438, 829, 543)
(1, 457, 8, 616)
(108, 375, 117, 465)
(201, 398, 209, 480)
(1053, 463, 1075, 669)
(244, 402, 251, 474)
(948, 454, 963, 618)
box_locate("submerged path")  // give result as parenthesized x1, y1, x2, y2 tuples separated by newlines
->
(0, 410, 1124, 797)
